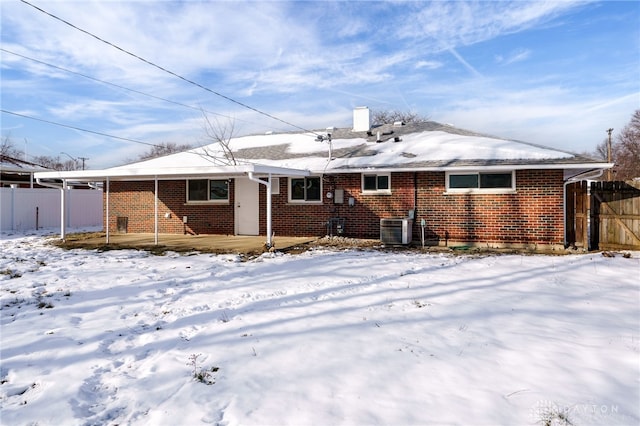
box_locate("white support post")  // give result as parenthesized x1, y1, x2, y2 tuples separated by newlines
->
(247, 172, 273, 249)
(10, 185, 16, 231)
(154, 177, 159, 245)
(60, 180, 67, 241)
(266, 173, 272, 248)
(106, 177, 110, 244)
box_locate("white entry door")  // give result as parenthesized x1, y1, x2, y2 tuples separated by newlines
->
(235, 178, 259, 235)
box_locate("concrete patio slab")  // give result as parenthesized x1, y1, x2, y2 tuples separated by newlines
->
(56, 233, 319, 255)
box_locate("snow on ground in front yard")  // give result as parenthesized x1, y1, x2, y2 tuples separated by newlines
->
(1, 230, 639, 426)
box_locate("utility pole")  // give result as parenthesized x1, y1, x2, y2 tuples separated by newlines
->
(606, 128, 614, 181)
(77, 157, 89, 170)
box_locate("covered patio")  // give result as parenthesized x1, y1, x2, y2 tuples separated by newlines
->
(34, 163, 310, 249)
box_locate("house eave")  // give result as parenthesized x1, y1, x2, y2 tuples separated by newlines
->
(313, 162, 614, 174)
(34, 164, 310, 182)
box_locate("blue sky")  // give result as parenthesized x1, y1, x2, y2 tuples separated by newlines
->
(1, 0, 639, 169)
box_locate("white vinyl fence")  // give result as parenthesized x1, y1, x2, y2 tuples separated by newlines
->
(0, 187, 103, 232)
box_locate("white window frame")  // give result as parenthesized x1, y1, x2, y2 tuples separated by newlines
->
(361, 173, 391, 194)
(185, 178, 230, 204)
(445, 171, 516, 194)
(288, 176, 323, 203)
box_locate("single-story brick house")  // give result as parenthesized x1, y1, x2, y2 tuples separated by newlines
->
(36, 107, 611, 250)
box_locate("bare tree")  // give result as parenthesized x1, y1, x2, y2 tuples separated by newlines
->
(201, 112, 238, 165)
(30, 155, 81, 171)
(593, 139, 608, 160)
(2, 136, 78, 170)
(612, 109, 640, 180)
(1, 135, 24, 158)
(137, 141, 193, 161)
(370, 109, 430, 126)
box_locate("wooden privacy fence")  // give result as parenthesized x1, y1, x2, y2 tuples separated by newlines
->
(566, 180, 640, 251)
(590, 181, 640, 250)
(565, 181, 589, 249)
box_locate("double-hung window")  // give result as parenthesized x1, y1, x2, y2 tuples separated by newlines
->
(187, 179, 229, 202)
(362, 173, 391, 194)
(289, 177, 321, 202)
(446, 171, 515, 193)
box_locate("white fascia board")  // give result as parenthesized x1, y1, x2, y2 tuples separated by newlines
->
(250, 164, 310, 176)
(34, 164, 310, 181)
(429, 162, 614, 173)
(314, 162, 614, 174)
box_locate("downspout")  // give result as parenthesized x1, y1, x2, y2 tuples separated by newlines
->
(563, 168, 605, 248)
(247, 172, 273, 249)
(35, 177, 66, 240)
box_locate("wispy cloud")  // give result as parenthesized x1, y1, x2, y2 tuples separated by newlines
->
(414, 60, 443, 70)
(447, 47, 482, 78)
(2, 0, 636, 167)
(495, 48, 532, 65)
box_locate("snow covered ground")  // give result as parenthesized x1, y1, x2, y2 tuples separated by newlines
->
(1, 230, 638, 426)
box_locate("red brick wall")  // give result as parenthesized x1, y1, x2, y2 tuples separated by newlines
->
(105, 169, 565, 246)
(262, 173, 415, 238)
(105, 180, 235, 235)
(415, 170, 564, 245)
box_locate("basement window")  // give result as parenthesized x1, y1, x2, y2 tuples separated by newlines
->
(362, 173, 391, 194)
(187, 179, 229, 203)
(289, 177, 321, 202)
(446, 171, 515, 194)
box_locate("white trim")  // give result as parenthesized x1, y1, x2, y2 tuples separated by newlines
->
(308, 162, 614, 174)
(444, 188, 517, 195)
(361, 172, 392, 195)
(184, 200, 230, 205)
(34, 164, 310, 181)
(445, 170, 516, 194)
(34, 162, 611, 182)
(185, 178, 230, 203)
(288, 176, 323, 204)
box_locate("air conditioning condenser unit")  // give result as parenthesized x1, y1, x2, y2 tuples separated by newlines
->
(380, 218, 412, 245)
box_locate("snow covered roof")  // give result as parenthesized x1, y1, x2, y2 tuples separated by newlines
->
(34, 120, 611, 182)
(0, 155, 49, 174)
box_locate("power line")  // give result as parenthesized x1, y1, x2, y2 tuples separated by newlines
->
(1, 109, 158, 147)
(19, 0, 319, 136)
(1, 48, 220, 117)
(2, 109, 257, 167)
(1, 47, 292, 133)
